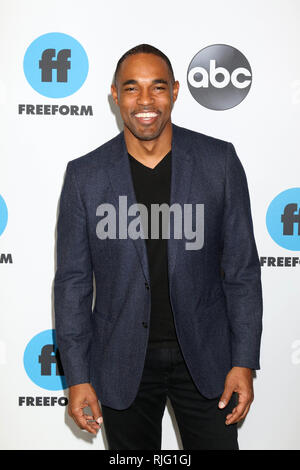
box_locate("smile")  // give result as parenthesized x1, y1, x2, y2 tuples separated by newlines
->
(134, 112, 159, 124)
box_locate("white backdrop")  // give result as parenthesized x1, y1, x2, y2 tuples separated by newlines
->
(1, 0, 300, 450)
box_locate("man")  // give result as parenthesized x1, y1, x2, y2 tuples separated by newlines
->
(54, 44, 263, 450)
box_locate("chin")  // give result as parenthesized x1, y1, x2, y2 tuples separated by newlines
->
(126, 123, 164, 142)
(136, 133, 160, 141)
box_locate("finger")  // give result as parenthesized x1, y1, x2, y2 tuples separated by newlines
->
(226, 404, 239, 420)
(71, 406, 100, 434)
(226, 404, 250, 425)
(238, 403, 251, 422)
(73, 414, 99, 434)
(90, 399, 102, 423)
(232, 391, 252, 414)
(218, 386, 234, 409)
(225, 405, 239, 421)
(225, 402, 250, 425)
(80, 406, 103, 426)
(79, 404, 101, 426)
(85, 415, 102, 428)
(88, 421, 101, 432)
(86, 421, 101, 432)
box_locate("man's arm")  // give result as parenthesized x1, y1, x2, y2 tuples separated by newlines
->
(218, 142, 263, 423)
(54, 162, 102, 434)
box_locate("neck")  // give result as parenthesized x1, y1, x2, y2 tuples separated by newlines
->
(124, 120, 172, 165)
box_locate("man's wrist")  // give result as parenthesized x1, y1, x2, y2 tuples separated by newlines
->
(69, 381, 91, 389)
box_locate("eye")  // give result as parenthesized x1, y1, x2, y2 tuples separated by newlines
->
(154, 86, 165, 90)
(124, 87, 137, 92)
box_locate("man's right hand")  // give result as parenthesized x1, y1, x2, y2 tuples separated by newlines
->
(68, 383, 103, 435)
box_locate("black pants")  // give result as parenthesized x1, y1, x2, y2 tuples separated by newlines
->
(101, 342, 238, 450)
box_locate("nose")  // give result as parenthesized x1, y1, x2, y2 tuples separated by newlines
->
(136, 87, 154, 106)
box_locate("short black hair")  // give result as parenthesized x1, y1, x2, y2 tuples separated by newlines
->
(113, 44, 175, 86)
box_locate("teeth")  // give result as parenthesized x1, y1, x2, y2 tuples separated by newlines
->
(135, 113, 158, 118)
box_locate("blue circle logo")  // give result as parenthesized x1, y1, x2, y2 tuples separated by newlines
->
(0, 194, 8, 236)
(24, 329, 67, 390)
(266, 187, 300, 251)
(23, 32, 89, 98)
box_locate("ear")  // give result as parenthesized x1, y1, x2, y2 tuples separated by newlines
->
(111, 84, 119, 106)
(172, 80, 180, 103)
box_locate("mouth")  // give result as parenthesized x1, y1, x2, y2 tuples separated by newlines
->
(134, 112, 159, 125)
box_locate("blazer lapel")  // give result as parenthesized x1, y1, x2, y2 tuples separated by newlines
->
(106, 124, 194, 287)
(106, 132, 151, 283)
(168, 124, 194, 287)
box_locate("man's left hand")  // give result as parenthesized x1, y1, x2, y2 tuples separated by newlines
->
(218, 367, 254, 425)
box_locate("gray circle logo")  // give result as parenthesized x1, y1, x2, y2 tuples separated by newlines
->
(187, 44, 252, 110)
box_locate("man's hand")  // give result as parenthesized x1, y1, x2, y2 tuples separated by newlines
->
(68, 383, 103, 435)
(218, 367, 254, 425)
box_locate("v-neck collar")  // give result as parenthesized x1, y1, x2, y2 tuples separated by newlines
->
(128, 150, 171, 173)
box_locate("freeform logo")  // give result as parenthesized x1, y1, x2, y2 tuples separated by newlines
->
(266, 188, 300, 251)
(18, 103, 93, 116)
(260, 256, 300, 267)
(187, 44, 252, 110)
(23, 329, 67, 391)
(96, 196, 204, 250)
(23, 32, 89, 98)
(281, 204, 300, 235)
(39, 48, 71, 83)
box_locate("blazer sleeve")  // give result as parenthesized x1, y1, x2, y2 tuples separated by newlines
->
(54, 162, 93, 387)
(220, 143, 263, 370)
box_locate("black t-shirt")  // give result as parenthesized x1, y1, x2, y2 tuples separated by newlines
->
(128, 150, 179, 348)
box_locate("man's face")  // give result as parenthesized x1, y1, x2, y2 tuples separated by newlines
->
(111, 53, 179, 141)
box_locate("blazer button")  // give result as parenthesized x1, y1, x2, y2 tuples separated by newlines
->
(142, 321, 148, 328)
(145, 282, 150, 290)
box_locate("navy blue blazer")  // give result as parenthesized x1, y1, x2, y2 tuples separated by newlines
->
(54, 123, 263, 410)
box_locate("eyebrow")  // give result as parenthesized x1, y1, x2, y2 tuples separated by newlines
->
(122, 78, 168, 86)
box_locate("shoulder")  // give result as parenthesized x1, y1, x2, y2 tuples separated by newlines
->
(172, 124, 233, 179)
(66, 130, 124, 173)
(172, 123, 230, 154)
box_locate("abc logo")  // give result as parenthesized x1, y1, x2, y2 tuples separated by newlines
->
(0, 194, 8, 236)
(187, 44, 252, 110)
(23, 32, 89, 98)
(23, 329, 67, 390)
(266, 188, 300, 251)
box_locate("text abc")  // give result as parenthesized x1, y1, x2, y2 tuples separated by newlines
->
(188, 60, 251, 89)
